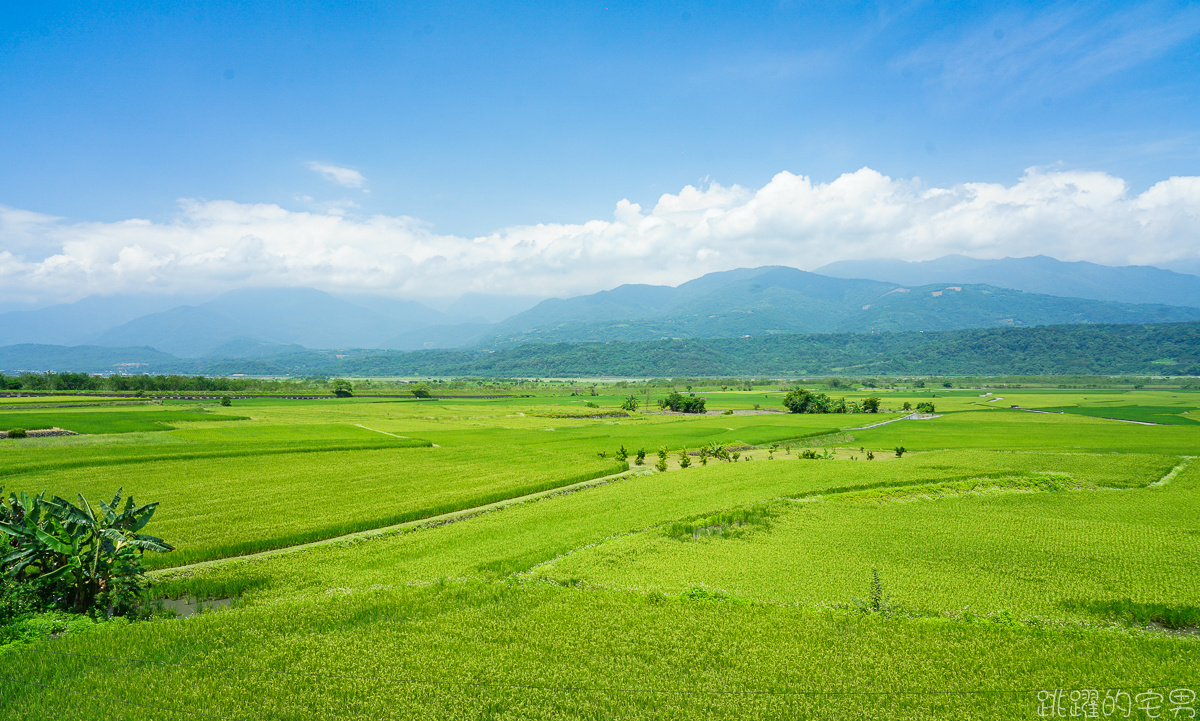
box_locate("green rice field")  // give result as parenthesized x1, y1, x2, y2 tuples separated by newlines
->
(1, 386, 1198, 719)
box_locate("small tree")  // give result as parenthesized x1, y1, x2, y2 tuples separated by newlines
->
(862, 396, 881, 413)
(635, 448, 646, 466)
(915, 401, 936, 414)
(615, 445, 628, 462)
(331, 379, 354, 398)
(894, 446, 906, 458)
(410, 383, 432, 399)
(620, 395, 640, 412)
(678, 450, 691, 468)
(220, 396, 232, 407)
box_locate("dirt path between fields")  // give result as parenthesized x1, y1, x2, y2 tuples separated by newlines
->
(150, 465, 636, 578)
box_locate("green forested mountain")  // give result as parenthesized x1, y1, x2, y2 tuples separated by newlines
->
(330, 321, 1200, 377)
(5, 321, 1199, 379)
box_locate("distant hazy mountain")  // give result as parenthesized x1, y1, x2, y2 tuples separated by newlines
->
(90, 288, 450, 356)
(0, 294, 197, 347)
(815, 255, 1200, 307)
(92, 305, 261, 357)
(381, 322, 496, 351)
(0, 344, 183, 374)
(439, 293, 544, 324)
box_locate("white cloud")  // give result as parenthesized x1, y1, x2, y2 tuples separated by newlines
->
(306, 162, 367, 189)
(2, 166, 1200, 305)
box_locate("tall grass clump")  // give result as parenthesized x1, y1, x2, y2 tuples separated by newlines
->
(667, 504, 775, 541)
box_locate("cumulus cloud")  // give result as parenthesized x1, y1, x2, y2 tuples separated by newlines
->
(2, 166, 1199, 305)
(306, 162, 367, 189)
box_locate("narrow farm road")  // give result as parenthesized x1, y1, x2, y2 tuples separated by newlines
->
(150, 464, 636, 577)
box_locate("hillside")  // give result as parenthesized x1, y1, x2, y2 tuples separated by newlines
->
(816, 255, 1200, 307)
(6, 321, 1197, 378)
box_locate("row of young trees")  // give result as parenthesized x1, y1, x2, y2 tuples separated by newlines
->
(0, 372, 315, 393)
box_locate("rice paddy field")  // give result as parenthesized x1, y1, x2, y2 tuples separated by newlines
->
(1, 385, 1198, 719)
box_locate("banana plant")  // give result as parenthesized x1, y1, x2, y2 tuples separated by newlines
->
(1, 487, 173, 614)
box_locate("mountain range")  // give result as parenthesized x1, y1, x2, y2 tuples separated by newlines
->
(2, 255, 1200, 371)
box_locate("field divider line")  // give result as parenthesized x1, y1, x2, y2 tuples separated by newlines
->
(353, 424, 410, 439)
(1149, 456, 1196, 487)
(840, 412, 937, 431)
(149, 466, 635, 579)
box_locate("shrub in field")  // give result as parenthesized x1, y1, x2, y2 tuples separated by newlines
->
(655, 459, 668, 472)
(220, 396, 232, 407)
(635, 448, 646, 466)
(862, 396, 881, 413)
(0, 487, 173, 617)
(620, 395, 640, 412)
(678, 450, 691, 468)
(668, 504, 774, 541)
(800, 449, 818, 459)
(5, 428, 27, 439)
(895, 446, 906, 458)
(852, 567, 898, 616)
(332, 379, 355, 398)
(915, 402, 936, 413)
(658, 391, 706, 413)
(615, 445, 628, 462)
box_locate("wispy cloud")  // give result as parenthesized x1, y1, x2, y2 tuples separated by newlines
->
(2, 166, 1199, 304)
(306, 162, 367, 189)
(895, 1, 1200, 101)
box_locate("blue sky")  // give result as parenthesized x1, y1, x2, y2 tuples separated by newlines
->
(2, 1, 1199, 304)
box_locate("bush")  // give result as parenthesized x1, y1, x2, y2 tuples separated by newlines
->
(0, 577, 44, 625)
(0, 488, 174, 617)
(895, 446, 906, 458)
(219, 396, 232, 407)
(915, 401, 936, 413)
(658, 391, 707, 413)
(620, 395, 640, 412)
(5, 428, 27, 439)
(635, 448, 646, 466)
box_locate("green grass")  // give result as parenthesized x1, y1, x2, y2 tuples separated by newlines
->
(1041, 405, 1200, 425)
(0, 407, 249, 434)
(5, 444, 625, 568)
(1, 389, 1199, 719)
(537, 461, 1200, 624)
(2, 581, 1195, 720)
